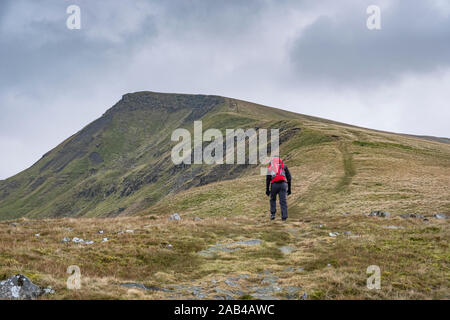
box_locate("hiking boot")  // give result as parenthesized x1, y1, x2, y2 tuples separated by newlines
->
(270, 214, 275, 220)
(282, 218, 287, 222)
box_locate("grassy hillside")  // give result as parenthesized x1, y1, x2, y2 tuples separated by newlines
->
(0, 91, 449, 299)
(2, 91, 449, 220)
(0, 92, 275, 219)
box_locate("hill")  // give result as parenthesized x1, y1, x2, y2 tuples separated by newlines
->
(0, 91, 449, 299)
(1, 91, 449, 220)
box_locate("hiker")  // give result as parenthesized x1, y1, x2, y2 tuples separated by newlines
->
(266, 157, 291, 221)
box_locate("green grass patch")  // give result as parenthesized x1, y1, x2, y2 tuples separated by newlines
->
(353, 140, 414, 150)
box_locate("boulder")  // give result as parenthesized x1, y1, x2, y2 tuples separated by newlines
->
(368, 210, 390, 217)
(400, 213, 424, 219)
(329, 232, 339, 237)
(433, 213, 447, 219)
(0, 275, 53, 300)
(170, 213, 181, 221)
(72, 237, 84, 243)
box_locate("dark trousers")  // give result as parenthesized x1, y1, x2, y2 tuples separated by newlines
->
(270, 181, 288, 219)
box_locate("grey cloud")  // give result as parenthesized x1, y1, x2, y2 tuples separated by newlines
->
(290, 0, 450, 86)
(0, 0, 157, 86)
(0, 0, 158, 127)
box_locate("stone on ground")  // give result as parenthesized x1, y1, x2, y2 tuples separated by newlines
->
(0, 275, 54, 300)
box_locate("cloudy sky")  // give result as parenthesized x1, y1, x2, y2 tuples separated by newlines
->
(1, 0, 450, 179)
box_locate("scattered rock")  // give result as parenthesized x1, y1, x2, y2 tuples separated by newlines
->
(62, 237, 71, 243)
(71, 237, 94, 245)
(214, 288, 236, 300)
(167, 284, 188, 291)
(282, 267, 295, 273)
(193, 217, 202, 221)
(102, 238, 110, 242)
(43, 287, 55, 295)
(193, 291, 206, 299)
(399, 213, 424, 219)
(261, 272, 279, 285)
(280, 246, 295, 254)
(224, 279, 239, 287)
(344, 231, 353, 236)
(328, 232, 339, 237)
(9, 222, 18, 227)
(236, 239, 262, 246)
(433, 213, 447, 219)
(253, 285, 282, 294)
(296, 267, 305, 272)
(0, 275, 54, 300)
(125, 230, 135, 233)
(342, 212, 351, 216)
(368, 210, 391, 217)
(98, 230, 104, 234)
(285, 286, 301, 299)
(190, 286, 207, 298)
(170, 213, 181, 221)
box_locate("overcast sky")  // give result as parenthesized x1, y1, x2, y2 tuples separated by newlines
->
(1, 0, 450, 179)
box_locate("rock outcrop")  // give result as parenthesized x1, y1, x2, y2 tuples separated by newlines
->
(0, 274, 54, 300)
